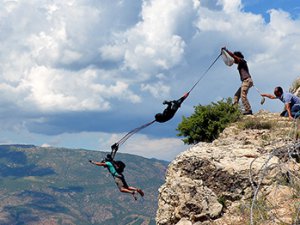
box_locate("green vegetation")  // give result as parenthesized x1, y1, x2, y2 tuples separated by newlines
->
(239, 118, 273, 130)
(237, 197, 270, 225)
(217, 195, 227, 209)
(236, 194, 300, 225)
(177, 98, 241, 144)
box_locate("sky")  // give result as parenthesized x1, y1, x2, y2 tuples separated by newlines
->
(0, 0, 300, 161)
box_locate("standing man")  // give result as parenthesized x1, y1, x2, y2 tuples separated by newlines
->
(222, 47, 254, 115)
(261, 86, 300, 120)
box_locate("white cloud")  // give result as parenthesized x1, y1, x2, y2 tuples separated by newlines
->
(1, 0, 300, 160)
(3, 0, 19, 13)
(193, 1, 300, 91)
(100, 44, 125, 62)
(218, 0, 242, 13)
(19, 67, 142, 111)
(100, 0, 198, 73)
(106, 132, 186, 160)
(125, 136, 186, 161)
(0, 0, 143, 113)
(0, 0, 203, 114)
(141, 81, 170, 98)
(41, 143, 51, 148)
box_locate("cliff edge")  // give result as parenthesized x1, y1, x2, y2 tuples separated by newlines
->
(156, 111, 300, 225)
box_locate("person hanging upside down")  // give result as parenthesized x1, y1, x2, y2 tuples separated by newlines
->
(155, 92, 189, 123)
(89, 156, 144, 200)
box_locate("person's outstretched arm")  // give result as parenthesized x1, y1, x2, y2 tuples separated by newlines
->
(89, 160, 106, 167)
(261, 93, 276, 99)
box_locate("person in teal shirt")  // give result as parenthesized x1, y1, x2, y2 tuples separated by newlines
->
(89, 159, 144, 200)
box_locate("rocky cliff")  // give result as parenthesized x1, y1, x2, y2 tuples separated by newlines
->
(156, 111, 300, 225)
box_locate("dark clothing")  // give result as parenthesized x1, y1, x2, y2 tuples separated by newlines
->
(114, 174, 129, 189)
(155, 94, 188, 123)
(282, 105, 300, 118)
(277, 92, 300, 118)
(278, 92, 300, 107)
(237, 59, 251, 81)
(105, 161, 129, 189)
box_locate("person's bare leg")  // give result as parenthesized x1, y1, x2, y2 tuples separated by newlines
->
(119, 187, 137, 200)
(120, 187, 134, 194)
(128, 186, 144, 197)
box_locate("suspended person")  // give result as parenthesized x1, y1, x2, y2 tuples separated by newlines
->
(221, 47, 254, 115)
(155, 92, 189, 123)
(261, 86, 300, 120)
(89, 155, 144, 200)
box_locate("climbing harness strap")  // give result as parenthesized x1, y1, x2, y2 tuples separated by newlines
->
(110, 119, 156, 159)
(117, 120, 156, 146)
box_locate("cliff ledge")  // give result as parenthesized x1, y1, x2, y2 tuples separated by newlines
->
(156, 111, 300, 225)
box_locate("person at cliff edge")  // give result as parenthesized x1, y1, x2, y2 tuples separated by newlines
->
(261, 86, 300, 120)
(221, 47, 254, 115)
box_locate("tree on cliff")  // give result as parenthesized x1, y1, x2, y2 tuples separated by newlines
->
(177, 98, 241, 144)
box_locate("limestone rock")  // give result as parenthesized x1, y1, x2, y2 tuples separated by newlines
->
(156, 111, 300, 225)
(176, 218, 193, 225)
(289, 76, 300, 96)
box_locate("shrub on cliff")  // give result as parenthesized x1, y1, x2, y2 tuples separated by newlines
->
(177, 98, 241, 144)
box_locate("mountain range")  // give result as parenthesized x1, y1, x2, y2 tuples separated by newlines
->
(0, 144, 168, 225)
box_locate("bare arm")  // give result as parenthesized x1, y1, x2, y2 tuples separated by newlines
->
(89, 160, 106, 167)
(222, 48, 242, 63)
(261, 93, 276, 99)
(285, 103, 294, 120)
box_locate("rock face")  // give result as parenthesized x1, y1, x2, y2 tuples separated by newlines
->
(289, 77, 300, 97)
(156, 111, 300, 225)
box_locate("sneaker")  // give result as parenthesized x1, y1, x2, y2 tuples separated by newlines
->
(136, 189, 144, 197)
(243, 110, 253, 115)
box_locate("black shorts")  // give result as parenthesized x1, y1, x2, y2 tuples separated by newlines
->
(114, 175, 129, 189)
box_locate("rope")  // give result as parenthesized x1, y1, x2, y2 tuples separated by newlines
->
(188, 53, 222, 94)
(249, 117, 300, 224)
(109, 52, 222, 158)
(110, 119, 156, 159)
(116, 120, 156, 146)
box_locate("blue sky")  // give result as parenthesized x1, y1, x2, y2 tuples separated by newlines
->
(0, 0, 300, 160)
(243, 0, 300, 21)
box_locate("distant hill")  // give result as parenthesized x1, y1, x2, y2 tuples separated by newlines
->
(0, 145, 169, 225)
